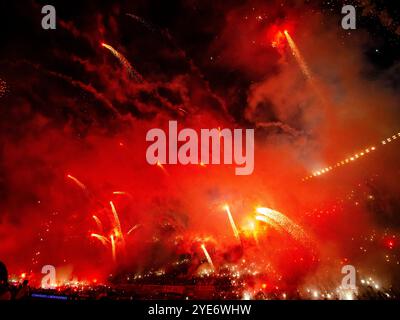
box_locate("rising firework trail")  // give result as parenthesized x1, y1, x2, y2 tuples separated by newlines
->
(101, 42, 144, 83)
(224, 205, 240, 241)
(201, 244, 215, 272)
(91, 233, 110, 246)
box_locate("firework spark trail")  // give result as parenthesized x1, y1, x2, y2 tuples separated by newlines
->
(256, 207, 308, 244)
(101, 42, 144, 83)
(110, 235, 117, 262)
(284, 31, 313, 81)
(201, 244, 215, 271)
(22, 62, 120, 115)
(91, 233, 110, 246)
(67, 174, 87, 191)
(156, 160, 169, 176)
(255, 215, 282, 232)
(304, 131, 400, 181)
(283, 30, 330, 108)
(92, 215, 103, 232)
(109, 201, 125, 247)
(126, 13, 158, 34)
(0, 77, 8, 97)
(125, 13, 228, 114)
(224, 205, 240, 241)
(127, 224, 141, 235)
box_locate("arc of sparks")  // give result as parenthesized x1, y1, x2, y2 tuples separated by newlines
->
(101, 42, 144, 83)
(256, 207, 308, 243)
(67, 174, 87, 191)
(91, 233, 110, 247)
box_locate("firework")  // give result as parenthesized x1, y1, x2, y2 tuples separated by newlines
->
(126, 13, 174, 43)
(248, 221, 259, 245)
(101, 42, 144, 83)
(0, 77, 8, 97)
(201, 244, 215, 271)
(283, 31, 313, 81)
(223, 204, 240, 240)
(126, 13, 158, 33)
(25, 62, 119, 115)
(67, 174, 87, 191)
(156, 160, 169, 175)
(91, 233, 110, 246)
(92, 215, 103, 232)
(256, 207, 308, 243)
(109, 201, 125, 247)
(110, 235, 117, 262)
(304, 131, 400, 181)
(255, 215, 282, 232)
(283, 30, 329, 107)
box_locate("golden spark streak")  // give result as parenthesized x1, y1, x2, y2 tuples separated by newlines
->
(67, 174, 87, 191)
(92, 215, 103, 231)
(201, 244, 215, 271)
(91, 233, 109, 246)
(284, 31, 313, 81)
(110, 235, 116, 262)
(127, 224, 141, 235)
(256, 207, 307, 243)
(109, 201, 125, 245)
(101, 42, 143, 82)
(224, 204, 240, 240)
